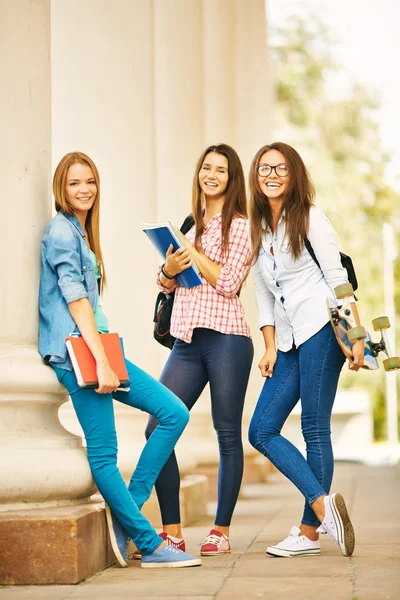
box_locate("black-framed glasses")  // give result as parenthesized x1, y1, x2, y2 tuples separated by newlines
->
(257, 164, 289, 177)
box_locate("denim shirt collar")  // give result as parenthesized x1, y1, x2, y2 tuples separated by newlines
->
(62, 212, 86, 239)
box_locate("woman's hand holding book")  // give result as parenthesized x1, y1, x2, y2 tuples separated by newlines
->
(96, 360, 120, 394)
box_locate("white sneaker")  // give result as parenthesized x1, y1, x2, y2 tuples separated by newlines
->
(266, 526, 320, 557)
(316, 493, 355, 557)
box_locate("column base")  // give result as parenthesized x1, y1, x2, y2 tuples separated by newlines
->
(0, 502, 114, 585)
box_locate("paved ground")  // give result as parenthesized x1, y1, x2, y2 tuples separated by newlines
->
(0, 462, 399, 600)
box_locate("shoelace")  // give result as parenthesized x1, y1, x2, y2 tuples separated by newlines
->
(203, 534, 223, 546)
(283, 535, 301, 546)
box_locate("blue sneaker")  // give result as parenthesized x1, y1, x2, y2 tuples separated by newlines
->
(141, 545, 202, 568)
(105, 504, 130, 567)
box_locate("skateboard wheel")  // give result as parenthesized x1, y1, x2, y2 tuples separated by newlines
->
(334, 283, 354, 299)
(383, 356, 400, 371)
(348, 326, 367, 342)
(372, 316, 390, 331)
(329, 307, 340, 324)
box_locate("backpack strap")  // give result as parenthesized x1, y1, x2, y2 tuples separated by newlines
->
(304, 237, 320, 268)
(180, 214, 195, 234)
(304, 237, 358, 299)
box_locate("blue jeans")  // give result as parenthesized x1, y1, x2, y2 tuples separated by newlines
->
(248, 322, 345, 526)
(146, 328, 254, 527)
(52, 358, 189, 554)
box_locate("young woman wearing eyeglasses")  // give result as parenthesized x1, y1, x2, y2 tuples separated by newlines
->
(247, 142, 364, 558)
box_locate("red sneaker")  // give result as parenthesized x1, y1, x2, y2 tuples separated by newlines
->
(132, 532, 185, 559)
(200, 529, 231, 555)
(159, 531, 186, 552)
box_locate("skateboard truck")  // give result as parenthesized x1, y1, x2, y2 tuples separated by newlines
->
(332, 283, 367, 342)
(370, 316, 400, 371)
(330, 283, 400, 372)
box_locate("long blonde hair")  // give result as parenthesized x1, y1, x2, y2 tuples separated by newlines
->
(53, 151, 106, 290)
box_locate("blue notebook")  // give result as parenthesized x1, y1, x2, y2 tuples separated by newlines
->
(143, 221, 202, 288)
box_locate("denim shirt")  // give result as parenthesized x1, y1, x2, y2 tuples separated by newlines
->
(38, 212, 98, 370)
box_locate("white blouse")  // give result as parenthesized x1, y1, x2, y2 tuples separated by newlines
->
(252, 205, 350, 351)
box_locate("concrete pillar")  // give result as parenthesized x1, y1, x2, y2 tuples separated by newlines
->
(182, 0, 273, 485)
(52, 0, 205, 527)
(153, 0, 205, 224)
(0, 0, 95, 512)
(51, 0, 157, 368)
(234, 0, 273, 173)
(202, 0, 235, 145)
(233, 0, 273, 484)
(0, 0, 108, 585)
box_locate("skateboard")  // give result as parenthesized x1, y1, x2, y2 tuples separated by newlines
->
(327, 283, 400, 372)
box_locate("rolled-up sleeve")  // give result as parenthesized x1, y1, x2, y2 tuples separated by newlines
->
(215, 219, 251, 299)
(252, 259, 275, 329)
(45, 224, 88, 304)
(307, 206, 352, 303)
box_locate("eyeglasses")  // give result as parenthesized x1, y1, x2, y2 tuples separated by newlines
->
(256, 164, 289, 178)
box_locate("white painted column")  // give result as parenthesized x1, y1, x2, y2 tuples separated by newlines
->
(0, 0, 95, 510)
(233, 0, 272, 468)
(234, 0, 273, 173)
(202, 0, 235, 146)
(51, 0, 200, 478)
(153, 0, 204, 224)
(187, 0, 273, 470)
(51, 0, 158, 371)
(51, 0, 273, 488)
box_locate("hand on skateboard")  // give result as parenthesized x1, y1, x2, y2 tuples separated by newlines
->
(327, 283, 400, 372)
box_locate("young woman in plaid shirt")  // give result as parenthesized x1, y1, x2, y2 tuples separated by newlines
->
(145, 144, 254, 556)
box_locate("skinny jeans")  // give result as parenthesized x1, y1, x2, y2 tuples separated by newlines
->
(53, 358, 189, 554)
(248, 322, 345, 526)
(146, 328, 254, 527)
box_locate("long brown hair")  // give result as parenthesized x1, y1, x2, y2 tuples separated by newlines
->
(192, 144, 247, 256)
(53, 151, 106, 290)
(248, 142, 315, 265)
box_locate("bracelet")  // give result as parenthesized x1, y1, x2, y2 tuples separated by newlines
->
(161, 264, 175, 280)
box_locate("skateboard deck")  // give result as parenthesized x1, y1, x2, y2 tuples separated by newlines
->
(327, 299, 378, 370)
(327, 283, 399, 372)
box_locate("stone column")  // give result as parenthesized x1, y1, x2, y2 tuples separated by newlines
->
(202, 0, 235, 145)
(183, 0, 273, 487)
(52, 0, 206, 528)
(0, 0, 109, 586)
(153, 0, 205, 223)
(233, 0, 273, 484)
(234, 0, 273, 172)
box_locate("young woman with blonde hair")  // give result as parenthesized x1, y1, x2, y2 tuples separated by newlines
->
(38, 151, 201, 569)
(248, 142, 362, 558)
(145, 144, 254, 556)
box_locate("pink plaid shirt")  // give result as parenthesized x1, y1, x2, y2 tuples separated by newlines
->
(157, 214, 251, 343)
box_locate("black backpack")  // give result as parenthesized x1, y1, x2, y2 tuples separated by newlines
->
(153, 214, 195, 349)
(304, 237, 358, 292)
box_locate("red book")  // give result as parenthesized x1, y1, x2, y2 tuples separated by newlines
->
(65, 333, 129, 389)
